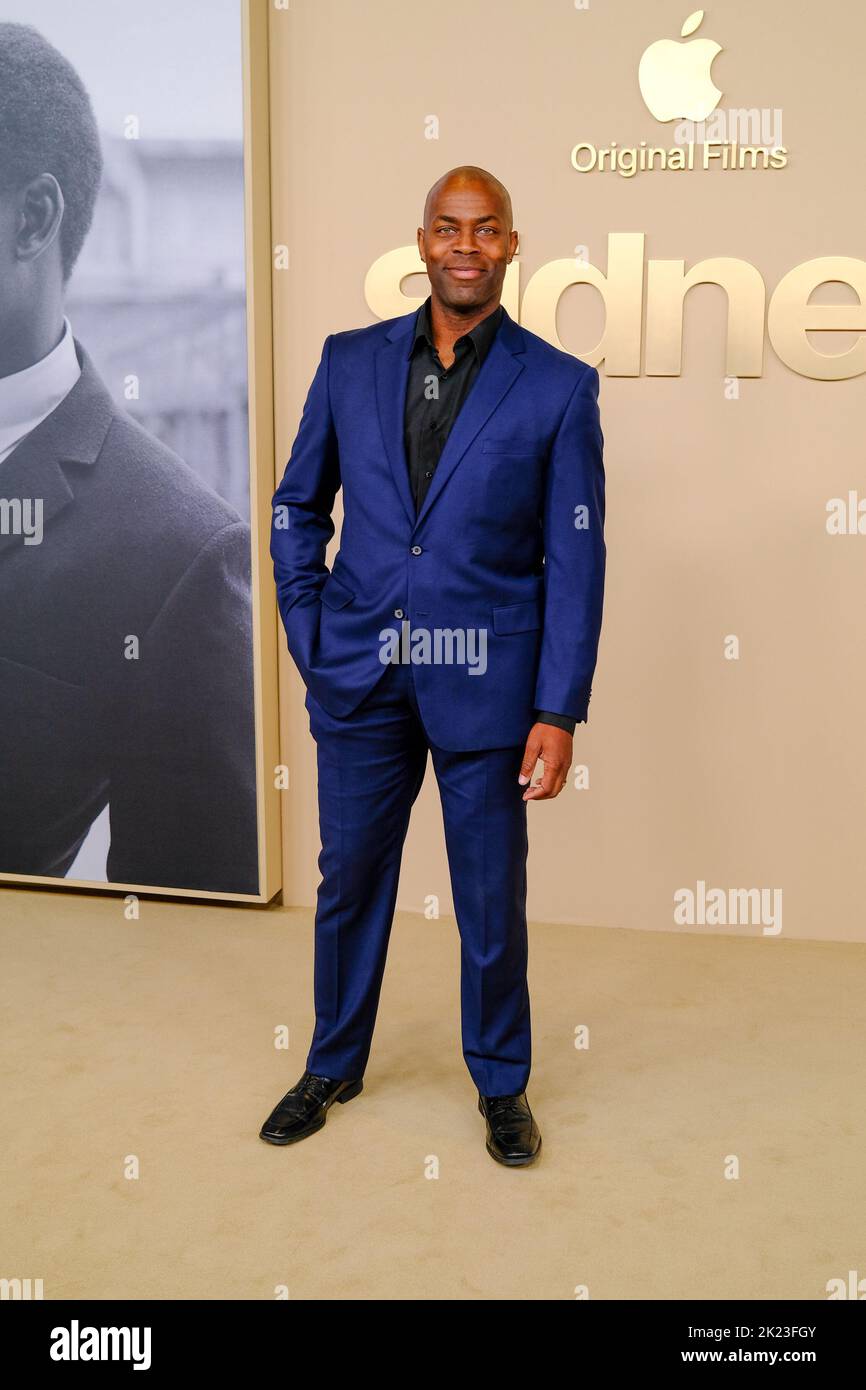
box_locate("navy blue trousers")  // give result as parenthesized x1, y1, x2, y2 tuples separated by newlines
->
(304, 657, 531, 1095)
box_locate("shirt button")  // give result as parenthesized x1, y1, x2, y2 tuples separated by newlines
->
(394, 608, 404, 619)
(425, 470, 433, 478)
(410, 545, 422, 556)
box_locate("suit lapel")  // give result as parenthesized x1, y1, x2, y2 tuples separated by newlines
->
(374, 320, 417, 528)
(415, 313, 525, 528)
(0, 338, 115, 557)
(375, 305, 527, 532)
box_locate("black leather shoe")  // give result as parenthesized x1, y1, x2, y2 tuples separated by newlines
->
(259, 1070, 363, 1145)
(478, 1091, 541, 1166)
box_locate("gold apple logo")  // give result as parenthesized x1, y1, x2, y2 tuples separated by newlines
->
(638, 10, 723, 122)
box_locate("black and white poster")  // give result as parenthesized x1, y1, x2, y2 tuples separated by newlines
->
(0, 1, 264, 897)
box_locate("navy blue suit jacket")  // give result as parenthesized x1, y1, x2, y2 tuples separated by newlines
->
(271, 304, 606, 752)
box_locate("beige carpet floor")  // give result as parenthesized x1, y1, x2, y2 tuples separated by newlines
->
(1, 884, 863, 1301)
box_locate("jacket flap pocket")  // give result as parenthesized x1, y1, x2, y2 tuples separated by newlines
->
(492, 598, 542, 635)
(320, 574, 355, 610)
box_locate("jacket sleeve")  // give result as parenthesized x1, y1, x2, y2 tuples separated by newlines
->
(533, 364, 606, 724)
(105, 521, 259, 894)
(270, 334, 342, 685)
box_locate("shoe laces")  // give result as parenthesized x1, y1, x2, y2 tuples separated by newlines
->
(302, 1072, 335, 1103)
(484, 1093, 526, 1117)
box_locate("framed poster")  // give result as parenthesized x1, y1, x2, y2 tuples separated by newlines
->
(0, 0, 281, 902)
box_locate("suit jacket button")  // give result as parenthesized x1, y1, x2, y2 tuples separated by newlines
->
(410, 545, 422, 555)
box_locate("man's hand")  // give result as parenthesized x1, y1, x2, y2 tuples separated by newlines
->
(518, 723, 573, 801)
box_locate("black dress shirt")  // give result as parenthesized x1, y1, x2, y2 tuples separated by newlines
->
(403, 296, 575, 735)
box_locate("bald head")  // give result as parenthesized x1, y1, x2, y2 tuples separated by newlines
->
(423, 165, 513, 233)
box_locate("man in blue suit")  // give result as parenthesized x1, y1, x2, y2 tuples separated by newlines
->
(262, 166, 606, 1165)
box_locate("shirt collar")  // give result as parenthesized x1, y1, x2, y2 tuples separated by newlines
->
(409, 295, 504, 365)
(0, 316, 81, 460)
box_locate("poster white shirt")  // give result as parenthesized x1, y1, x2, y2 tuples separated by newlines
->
(0, 316, 80, 465)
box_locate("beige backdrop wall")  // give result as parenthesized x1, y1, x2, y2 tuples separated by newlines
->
(267, 0, 866, 943)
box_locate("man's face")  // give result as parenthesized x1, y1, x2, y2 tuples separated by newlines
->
(418, 179, 517, 313)
(0, 188, 19, 316)
(0, 173, 66, 323)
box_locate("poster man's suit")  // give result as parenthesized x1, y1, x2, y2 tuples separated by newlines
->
(0, 338, 259, 895)
(271, 301, 605, 1095)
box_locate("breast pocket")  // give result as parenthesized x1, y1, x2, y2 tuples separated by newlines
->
(482, 437, 540, 458)
(0, 656, 93, 726)
(477, 439, 544, 518)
